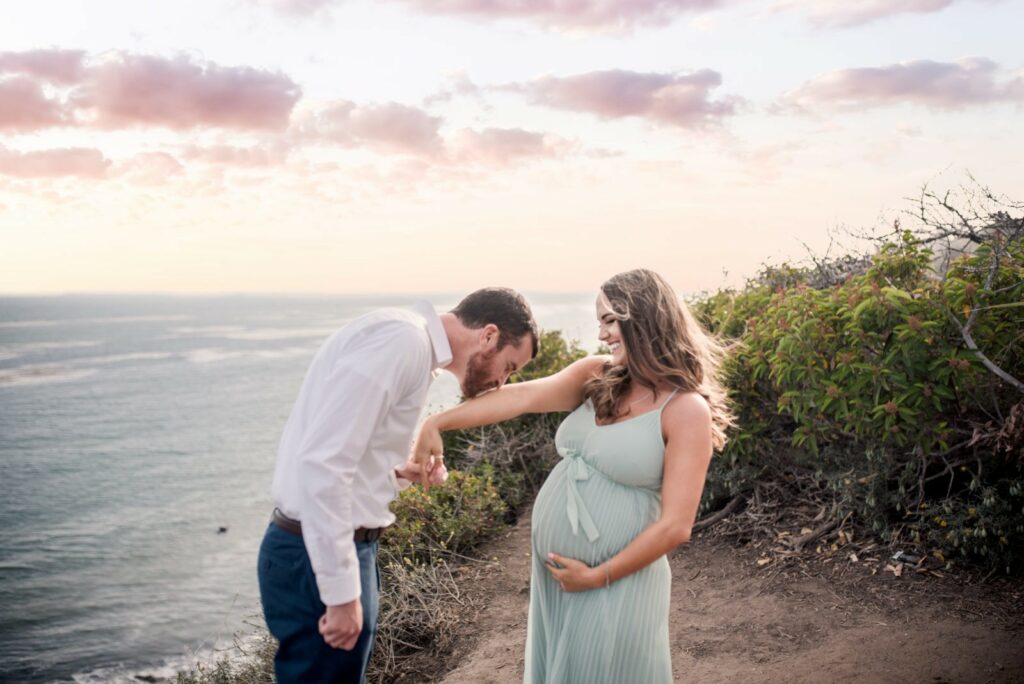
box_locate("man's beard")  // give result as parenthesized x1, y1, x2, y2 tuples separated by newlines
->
(462, 347, 499, 399)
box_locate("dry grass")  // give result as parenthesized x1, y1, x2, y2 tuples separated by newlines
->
(367, 551, 483, 682)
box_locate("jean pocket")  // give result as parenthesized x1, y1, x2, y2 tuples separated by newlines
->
(259, 533, 308, 587)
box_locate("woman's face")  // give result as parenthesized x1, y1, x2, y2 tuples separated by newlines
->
(596, 292, 626, 366)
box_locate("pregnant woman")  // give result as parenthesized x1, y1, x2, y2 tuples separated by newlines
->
(414, 269, 736, 683)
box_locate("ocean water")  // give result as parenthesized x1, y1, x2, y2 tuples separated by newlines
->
(0, 294, 599, 683)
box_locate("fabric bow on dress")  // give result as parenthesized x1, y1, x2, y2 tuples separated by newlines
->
(557, 445, 601, 542)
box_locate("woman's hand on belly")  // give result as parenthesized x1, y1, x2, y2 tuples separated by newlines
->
(544, 552, 603, 592)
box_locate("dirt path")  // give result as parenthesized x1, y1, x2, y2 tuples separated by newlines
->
(437, 507, 1024, 684)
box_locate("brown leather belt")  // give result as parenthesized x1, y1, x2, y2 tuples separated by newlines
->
(272, 508, 383, 542)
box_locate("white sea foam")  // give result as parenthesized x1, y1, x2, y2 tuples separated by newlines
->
(219, 327, 336, 341)
(168, 325, 335, 341)
(71, 631, 266, 684)
(251, 346, 318, 360)
(186, 348, 244, 364)
(82, 315, 193, 324)
(166, 325, 247, 337)
(0, 340, 99, 354)
(82, 352, 178, 365)
(0, 315, 192, 329)
(186, 346, 315, 364)
(0, 364, 98, 387)
(0, 341, 100, 364)
(0, 319, 59, 329)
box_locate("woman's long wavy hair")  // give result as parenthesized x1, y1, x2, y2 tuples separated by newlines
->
(583, 269, 738, 452)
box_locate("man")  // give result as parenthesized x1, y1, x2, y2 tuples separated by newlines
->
(258, 288, 538, 683)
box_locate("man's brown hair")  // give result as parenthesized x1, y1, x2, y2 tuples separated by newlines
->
(451, 288, 539, 358)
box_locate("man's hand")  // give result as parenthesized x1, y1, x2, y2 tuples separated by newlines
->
(411, 418, 445, 492)
(394, 455, 448, 487)
(319, 600, 363, 650)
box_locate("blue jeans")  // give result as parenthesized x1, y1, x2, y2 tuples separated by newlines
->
(258, 523, 380, 684)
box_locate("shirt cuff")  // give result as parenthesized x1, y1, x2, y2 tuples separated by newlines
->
(315, 566, 363, 606)
(390, 466, 414, 493)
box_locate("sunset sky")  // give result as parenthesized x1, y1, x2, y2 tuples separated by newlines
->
(1, 0, 1021, 295)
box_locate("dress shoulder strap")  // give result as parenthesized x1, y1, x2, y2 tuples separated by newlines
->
(657, 387, 681, 412)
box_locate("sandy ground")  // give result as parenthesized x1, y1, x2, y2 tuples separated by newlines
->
(431, 507, 1024, 684)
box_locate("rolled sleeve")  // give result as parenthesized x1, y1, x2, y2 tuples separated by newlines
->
(297, 366, 391, 606)
(391, 467, 414, 493)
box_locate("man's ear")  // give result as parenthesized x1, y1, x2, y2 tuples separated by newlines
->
(480, 323, 499, 347)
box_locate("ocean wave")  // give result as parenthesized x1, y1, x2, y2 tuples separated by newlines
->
(186, 346, 316, 364)
(83, 352, 178, 365)
(0, 364, 98, 388)
(0, 340, 100, 360)
(1, 346, 315, 376)
(0, 315, 192, 329)
(83, 315, 193, 325)
(168, 325, 337, 341)
(220, 327, 337, 341)
(70, 631, 266, 684)
(166, 325, 246, 337)
(0, 319, 58, 329)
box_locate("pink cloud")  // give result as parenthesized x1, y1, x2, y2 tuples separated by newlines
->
(732, 140, 808, 180)
(780, 58, 1024, 111)
(0, 51, 302, 133)
(0, 77, 68, 131)
(423, 72, 482, 106)
(296, 100, 443, 155)
(258, 0, 726, 30)
(0, 49, 86, 85)
(295, 103, 571, 168)
(114, 152, 186, 184)
(449, 127, 564, 165)
(391, 0, 725, 30)
(75, 53, 301, 130)
(181, 143, 289, 166)
(262, 0, 336, 14)
(0, 145, 110, 178)
(773, 0, 992, 28)
(514, 69, 741, 128)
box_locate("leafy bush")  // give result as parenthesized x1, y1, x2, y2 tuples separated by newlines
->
(385, 466, 509, 563)
(693, 202, 1024, 572)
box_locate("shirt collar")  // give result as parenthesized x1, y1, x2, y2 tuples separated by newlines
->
(411, 300, 452, 371)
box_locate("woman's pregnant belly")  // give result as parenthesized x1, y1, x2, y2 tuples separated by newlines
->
(531, 459, 661, 568)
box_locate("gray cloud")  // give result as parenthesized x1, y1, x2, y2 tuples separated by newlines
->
(510, 69, 742, 129)
(779, 58, 1024, 111)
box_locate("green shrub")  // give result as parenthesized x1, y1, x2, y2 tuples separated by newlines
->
(385, 466, 509, 563)
(693, 222, 1024, 572)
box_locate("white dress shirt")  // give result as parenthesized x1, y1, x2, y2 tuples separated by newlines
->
(271, 301, 452, 605)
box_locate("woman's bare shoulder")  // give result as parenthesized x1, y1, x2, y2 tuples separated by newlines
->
(662, 390, 711, 426)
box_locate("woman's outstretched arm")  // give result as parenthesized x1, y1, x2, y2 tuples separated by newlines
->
(414, 355, 608, 476)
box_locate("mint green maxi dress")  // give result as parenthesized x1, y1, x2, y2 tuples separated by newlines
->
(525, 391, 678, 683)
